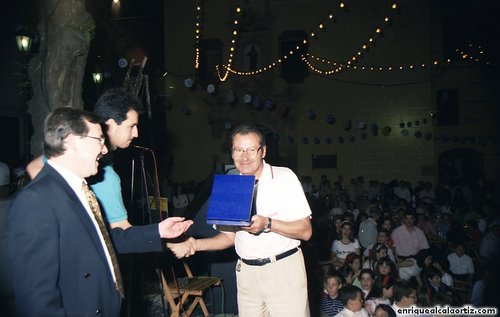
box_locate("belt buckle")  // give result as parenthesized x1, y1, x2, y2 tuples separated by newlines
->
(257, 258, 270, 265)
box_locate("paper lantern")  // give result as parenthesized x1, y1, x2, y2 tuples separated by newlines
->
(325, 114, 336, 125)
(206, 84, 216, 94)
(265, 99, 276, 110)
(243, 94, 252, 104)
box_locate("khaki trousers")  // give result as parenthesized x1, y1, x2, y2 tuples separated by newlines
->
(236, 248, 310, 317)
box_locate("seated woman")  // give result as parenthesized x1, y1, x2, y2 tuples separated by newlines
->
(330, 221, 361, 268)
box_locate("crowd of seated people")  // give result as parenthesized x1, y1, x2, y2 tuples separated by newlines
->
(308, 175, 500, 317)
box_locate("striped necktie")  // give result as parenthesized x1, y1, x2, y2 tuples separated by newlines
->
(82, 181, 125, 298)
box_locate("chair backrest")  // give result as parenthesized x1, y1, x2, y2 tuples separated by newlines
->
(160, 261, 221, 317)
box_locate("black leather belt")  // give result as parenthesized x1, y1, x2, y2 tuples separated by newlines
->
(240, 247, 299, 266)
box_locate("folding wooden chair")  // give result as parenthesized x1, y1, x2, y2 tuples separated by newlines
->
(160, 261, 221, 317)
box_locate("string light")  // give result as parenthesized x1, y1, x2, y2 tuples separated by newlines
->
(304, 49, 491, 75)
(216, 6, 243, 81)
(205, 1, 494, 80)
(306, 1, 399, 74)
(220, 2, 346, 78)
(194, 2, 202, 69)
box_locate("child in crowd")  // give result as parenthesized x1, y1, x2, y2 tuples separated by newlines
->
(336, 285, 369, 317)
(345, 253, 362, 288)
(338, 265, 355, 285)
(373, 304, 396, 317)
(432, 257, 454, 287)
(359, 269, 376, 300)
(320, 269, 346, 317)
(425, 267, 460, 305)
(364, 277, 395, 316)
(391, 280, 417, 314)
(363, 229, 396, 262)
(375, 257, 398, 281)
(363, 243, 388, 271)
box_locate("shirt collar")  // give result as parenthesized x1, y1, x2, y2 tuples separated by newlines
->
(47, 160, 85, 194)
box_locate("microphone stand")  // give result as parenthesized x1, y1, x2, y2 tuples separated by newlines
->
(129, 145, 169, 316)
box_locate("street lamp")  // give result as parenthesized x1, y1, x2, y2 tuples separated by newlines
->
(15, 32, 33, 164)
(16, 35, 32, 54)
(92, 72, 103, 84)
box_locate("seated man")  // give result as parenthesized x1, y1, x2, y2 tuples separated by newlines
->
(391, 210, 429, 260)
(447, 242, 474, 282)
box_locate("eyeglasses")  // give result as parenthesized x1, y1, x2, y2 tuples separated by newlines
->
(83, 135, 105, 146)
(231, 146, 262, 157)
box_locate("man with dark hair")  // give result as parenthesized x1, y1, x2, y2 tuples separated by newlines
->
(27, 88, 142, 229)
(391, 210, 429, 260)
(7, 107, 192, 317)
(171, 123, 313, 316)
(391, 280, 417, 317)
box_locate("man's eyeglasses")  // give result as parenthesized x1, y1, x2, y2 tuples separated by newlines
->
(83, 135, 106, 146)
(231, 146, 262, 157)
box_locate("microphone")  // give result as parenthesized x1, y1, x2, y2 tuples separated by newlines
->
(131, 145, 153, 152)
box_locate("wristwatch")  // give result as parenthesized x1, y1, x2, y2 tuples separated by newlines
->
(263, 217, 272, 233)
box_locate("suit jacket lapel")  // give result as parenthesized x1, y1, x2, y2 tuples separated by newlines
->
(42, 165, 112, 266)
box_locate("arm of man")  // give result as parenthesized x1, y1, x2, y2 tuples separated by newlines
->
(111, 217, 192, 254)
(194, 231, 235, 251)
(26, 155, 43, 179)
(90, 165, 132, 229)
(168, 231, 235, 258)
(242, 215, 312, 241)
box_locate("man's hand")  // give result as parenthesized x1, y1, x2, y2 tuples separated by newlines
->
(241, 215, 268, 234)
(167, 237, 196, 259)
(158, 217, 193, 239)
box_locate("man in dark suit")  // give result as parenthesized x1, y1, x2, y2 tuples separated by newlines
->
(6, 107, 192, 317)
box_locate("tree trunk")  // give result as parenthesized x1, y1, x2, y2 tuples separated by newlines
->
(28, 0, 94, 155)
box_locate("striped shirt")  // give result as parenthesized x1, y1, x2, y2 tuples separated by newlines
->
(320, 293, 344, 317)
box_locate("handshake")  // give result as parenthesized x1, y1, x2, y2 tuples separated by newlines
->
(167, 237, 197, 259)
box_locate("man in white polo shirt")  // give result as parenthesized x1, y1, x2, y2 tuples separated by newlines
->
(171, 123, 313, 317)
